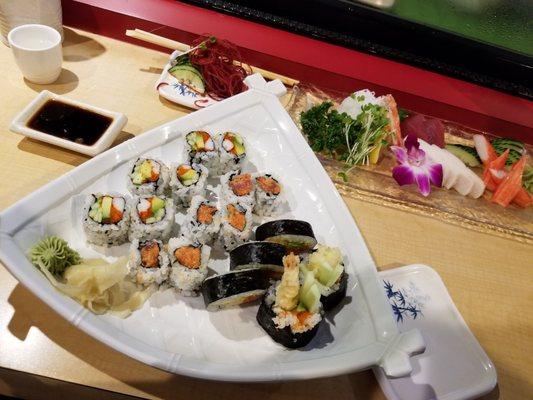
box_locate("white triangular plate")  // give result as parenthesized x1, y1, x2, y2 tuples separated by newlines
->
(0, 74, 424, 382)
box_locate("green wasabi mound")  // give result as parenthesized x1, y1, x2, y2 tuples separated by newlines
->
(29, 236, 82, 276)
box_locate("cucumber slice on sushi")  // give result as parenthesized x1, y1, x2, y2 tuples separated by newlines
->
(301, 245, 348, 311)
(255, 219, 317, 254)
(202, 268, 272, 311)
(256, 254, 323, 349)
(229, 241, 286, 279)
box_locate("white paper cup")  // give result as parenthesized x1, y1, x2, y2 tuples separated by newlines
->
(8, 24, 62, 84)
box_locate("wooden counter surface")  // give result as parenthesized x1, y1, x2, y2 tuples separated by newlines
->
(0, 28, 531, 400)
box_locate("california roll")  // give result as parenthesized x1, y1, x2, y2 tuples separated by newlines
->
(129, 195, 175, 241)
(185, 130, 218, 173)
(169, 163, 209, 207)
(127, 157, 169, 196)
(217, 131, 246, 174)
(83, 194, 130, 247)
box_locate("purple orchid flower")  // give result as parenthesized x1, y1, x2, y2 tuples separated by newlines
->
(390, 135, 443, 197)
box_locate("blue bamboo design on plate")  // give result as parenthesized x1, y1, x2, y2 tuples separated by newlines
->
(172, 82, 198, 98)
(383, 280, 423, 322)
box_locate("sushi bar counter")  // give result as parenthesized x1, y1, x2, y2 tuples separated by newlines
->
(0, 27, 532, 400)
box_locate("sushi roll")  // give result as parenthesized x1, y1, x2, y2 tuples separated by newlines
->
(253, 173, 282, 217)
(202, 268, 272, 311)
(255, 219, 317, 254)
(83, 194, 130, 247)
(128, 239, 170, 286)
(217, 132, 246, 174)
(185, 131, 218, 173)
(219, 202, 253, 251)
(220, 170, 255, 206)
(127, 157, 169, 196)
(229, 241, 286, 279)
(257, 253, 323, 349)
(168, 236, 210, 296)
(301, 245, 348, 311)
(169, 163, 209, 207)
(129, 195, 175, 241)
(181, 195, 220, 244)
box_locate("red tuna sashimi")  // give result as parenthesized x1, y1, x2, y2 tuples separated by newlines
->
(401, 114, 445, 148)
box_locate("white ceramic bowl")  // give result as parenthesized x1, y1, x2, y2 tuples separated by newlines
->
(10, 90, 128, 157)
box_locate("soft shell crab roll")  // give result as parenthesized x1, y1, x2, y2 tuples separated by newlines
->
(181, 195, 220, 244)
(168, 236, 210, 296)
(169, 163, 209, 207)
(229, 241, 286, 278)
(220, 170, 255, 206)
(257, 253, 323, 349)
(253, 173, 282, 217)
(255, 219, 317, 254)
(127, 157, 169, 196)
(301, 245, 348, 311)
(219, 202, 253, 251)
(129, 195, 175, 241)
(185, 131, 218, 172)
(83, 194, 130, 246)
(217, 132, 246, 174)
(128, 239, 170, 286)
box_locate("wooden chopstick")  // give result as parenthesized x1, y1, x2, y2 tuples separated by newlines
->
(125, 29, 300, 87)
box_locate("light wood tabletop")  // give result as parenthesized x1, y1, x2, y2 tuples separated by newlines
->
(0, 28, 531, 400)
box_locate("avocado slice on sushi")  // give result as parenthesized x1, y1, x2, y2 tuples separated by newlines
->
(301, 245, 348, 311)
(255, 219, 317, 254)
(229, 242, 286, 278)
(202, 268, 272, 311)
(256, 254, 323, 349)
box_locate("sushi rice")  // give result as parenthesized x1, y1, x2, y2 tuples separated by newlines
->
(127, 157, 169, 196)
(220, 170, 255, 207)
(252, 172, 282, 217)
(217, 132, 246, 175)
(169, 162, 209, 207)
(129, 195, 175, 242)
(181, 195, 221, 245)
(219, 201, 253, 251)
(83, 193, 131, 247)
(168, 236, 210, 296)
(128, 239, 170, 286)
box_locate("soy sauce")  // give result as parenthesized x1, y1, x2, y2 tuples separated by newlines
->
(27, 99, 113, 146)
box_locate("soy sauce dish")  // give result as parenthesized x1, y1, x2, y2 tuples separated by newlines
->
(10, 90, 127, 156)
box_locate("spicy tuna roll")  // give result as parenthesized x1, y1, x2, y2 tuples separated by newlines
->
(257, 253, 323, 348)
(129, 195, 175, 241)
(181, 195, 220, 245)
(83, 194, 130, 247)
(168, 236, 210, 296)
(219, 202, 253, 251)
(253, 173, 282, 217)
(301, 245, 348, 311)
(127, 157, 169, 196)
(185, 131, 218, 173)
(255, 219, 317, 254)
(220, 170, 255, 206)
(217, 132, 246, 174)
(169, 163, 209, 207)
(128, 239, 170, 286)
